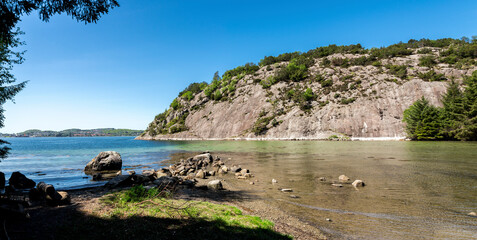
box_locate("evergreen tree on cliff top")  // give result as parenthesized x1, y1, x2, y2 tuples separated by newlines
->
(0, 0, 119, 159)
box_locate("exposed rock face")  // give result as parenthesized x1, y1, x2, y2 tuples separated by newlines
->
(0, 172, 4, 189)
(84, 151, 122, 173)
(9, 172, 35, 189)
(137, 47, 477, 140)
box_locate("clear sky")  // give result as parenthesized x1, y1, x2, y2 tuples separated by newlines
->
(2, 0, 477, 133)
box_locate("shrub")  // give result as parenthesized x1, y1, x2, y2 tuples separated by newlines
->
(303, 88, 315, 101)
(321, 79, 333, 87)
(331, 57, 349, 67)
(170, 98, 181, 110)
(178, 82, 208, 97)
(341, 97, 356, 104)
(417, 70, 446, 81)
(287, 58, 308, 82)
(419, 55, 437, 67)
(386, 65, 407, 79)
(260, 76, 277, 89)
(181, 91, 194, 101)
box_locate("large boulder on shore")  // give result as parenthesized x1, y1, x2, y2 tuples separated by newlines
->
(84, 151, 122, 173)
(9, 172, 36, 189)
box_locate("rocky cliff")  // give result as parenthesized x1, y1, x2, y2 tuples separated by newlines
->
(137, 39, 477, 140)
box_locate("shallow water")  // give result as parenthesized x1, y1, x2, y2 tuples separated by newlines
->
(2, 137, 477, 239)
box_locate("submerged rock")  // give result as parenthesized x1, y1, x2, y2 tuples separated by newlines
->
(9, 172, 36, 189)
(207, 180, 223, 190)
(84, 151, 122, 173)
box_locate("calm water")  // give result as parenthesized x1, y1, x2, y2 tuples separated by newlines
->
(1, 137, 477, 239)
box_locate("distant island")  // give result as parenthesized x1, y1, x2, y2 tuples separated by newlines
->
(1, 128, 144, 137)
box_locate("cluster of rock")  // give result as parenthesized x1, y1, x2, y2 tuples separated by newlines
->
(168, 152, 253, 180)
(102, 152, 247, 191)
(330, 175, 365, 188)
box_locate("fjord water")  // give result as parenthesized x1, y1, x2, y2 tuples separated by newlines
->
(2, 137, 477, 239)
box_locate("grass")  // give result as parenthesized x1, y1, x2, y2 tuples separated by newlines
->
(56, 186, 292, 240)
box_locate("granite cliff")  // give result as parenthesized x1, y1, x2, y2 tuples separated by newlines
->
(137, 39, 477, 140)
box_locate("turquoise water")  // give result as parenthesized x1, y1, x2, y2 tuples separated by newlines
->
(1, 137, 184, 190)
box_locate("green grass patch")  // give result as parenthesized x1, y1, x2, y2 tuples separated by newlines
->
(56, 186, 292, 240)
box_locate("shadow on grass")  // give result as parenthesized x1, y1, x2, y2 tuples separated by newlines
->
(56, 212, 292, 240)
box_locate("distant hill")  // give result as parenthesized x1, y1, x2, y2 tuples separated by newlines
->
(2, 128, 144, 137)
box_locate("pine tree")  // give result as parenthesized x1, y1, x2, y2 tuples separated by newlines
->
(455, 71, 477, 140)
(440, 80, 465, 139)
(403, 97, 442, 140)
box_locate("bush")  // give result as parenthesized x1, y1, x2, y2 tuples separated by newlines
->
(178, 82, 208, 97)
(252, 116, 275, 135)
(181, 91, 194, 101)
(386, 65, 407, 79)
(260, 76, 276, 89)
(303, 88, 315, 101)
(287, 58, 308, 82)
(331, 57, 349, 67)
(321, 79, 333, 87)
(418, 70, 446, 82)
(419, 55, 437, 67)
(170, 98, 181, 110)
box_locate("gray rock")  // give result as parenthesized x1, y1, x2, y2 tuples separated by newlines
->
(208, 171, 216, 176)
(193, 153, 213, 163)
(230, 166, 242, 173)
(352, 180, 365, 187)
(281, 188, 293, 192)
(142, 170, 155, 177)
(105, 175, 133, 189)
(153, 176, 178, 187)
(332, 183, 343, 187)
(240, 169, 250, 175)
(84, 151, 122, 172)
(8, 172, 36, 189)
(131, 174, 152, 184)
(207, 180, 223, 190)
(319, 177, 326, 181)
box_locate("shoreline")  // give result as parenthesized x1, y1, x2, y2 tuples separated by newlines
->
(135, 135, 407, 141)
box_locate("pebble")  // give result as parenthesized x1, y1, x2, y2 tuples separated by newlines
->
(281, 188, 293, 192)
(289, 195, 299, 198)
(272, 179, 278, 183)
(326, 218, 332, 222)
(331, 184, 343, 187)
(249, 182, 254, 185)
(319, 177, 326, 181)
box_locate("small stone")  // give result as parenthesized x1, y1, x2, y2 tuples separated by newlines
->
(240, 169, 249, 175)
(230, 166, 242, 173)
(468, 212, 477, 217)
(338, 175, 350, 182)
(272, 179, 278, 183)
(208, 171, 216, 176)
(332, 184, 343, 187)
(319, 177, 326, 181)
(326, 218, 332, 222)
(221, 166, 228, 172)
(281, 188, 293, 192)
(352, 180, 365, 187)
(116, 171, 122, 176)
(57, 191, 71, 205)
(289, 195, 299, 198)
(207, 180, 223, 190)
(249, 182, 254, 185)
(237, 176, 247, 179)
(235, 172, 242, 177)
(243, 173, 252, 178)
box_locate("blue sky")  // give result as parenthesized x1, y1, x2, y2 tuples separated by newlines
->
(2, 0, 477, 133)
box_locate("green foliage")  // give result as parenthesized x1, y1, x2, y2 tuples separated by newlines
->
(286, 58, 308, 81)
(223, 63, 259, 79)
(303, 88, 315, 101)
(181, 91, 194, 101)
(170, 98, 181, 110)
(417, 70, 446, 82)
(260, 76, 277, 89)
(259, 52, 301, 66)
(386, 65, 407, 79)
(340, 97, 356, 104)
(370, 43, 413, 59)
(403, 97, 443, 140)
(252, 116, 275, 135)
(417, 48, 433, 54)
(418, 55, 437, 67)
(119, 185, 161, 203)
(321, 79, 333, 87)
(331, 57, 349, 67)
(178, 82, 208, 98)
